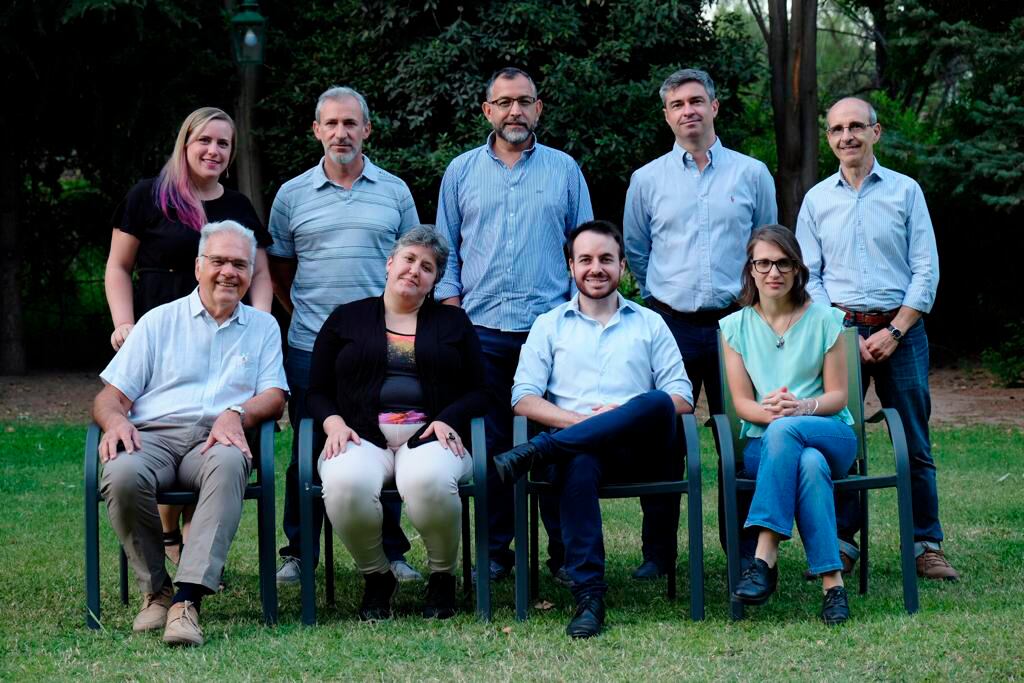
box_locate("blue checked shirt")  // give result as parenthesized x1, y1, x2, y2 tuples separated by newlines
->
(796, 160, 939, 313)
(435, 133, 593, 332)
(512, 293, 693, 412)
(624, 139, 777, 312)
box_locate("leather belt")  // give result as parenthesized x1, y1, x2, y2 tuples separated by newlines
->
(647, 297, 737, 327)
(833, 304, 899, 327)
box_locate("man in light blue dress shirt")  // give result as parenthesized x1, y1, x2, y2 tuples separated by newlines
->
(268, 86, 420, 584)
(796, 96, 958, 581)
(493, 220, 693, 638)
(623, 68, 777, 576)
(435, 67, 594, 581)
(94, 221, 288, 646)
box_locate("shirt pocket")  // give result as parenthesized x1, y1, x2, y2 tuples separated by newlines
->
(224, 352, 258, 395)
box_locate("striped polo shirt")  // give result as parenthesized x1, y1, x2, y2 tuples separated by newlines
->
(268, 156, 419, 351)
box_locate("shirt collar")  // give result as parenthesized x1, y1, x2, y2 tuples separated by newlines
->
(187, 287, 246, 325)
(676, 137, 722, 168)
(834, 157, 885, 188)
(311, 155, 379, 189)
(485, 131, 538, 161)
(564, 291, 635, 319)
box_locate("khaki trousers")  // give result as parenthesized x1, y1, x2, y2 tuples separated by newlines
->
(318, 424, 472, 575)
(100, 422, 251, 594)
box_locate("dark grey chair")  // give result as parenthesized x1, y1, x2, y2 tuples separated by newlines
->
(711, 327, 919, 619)
(511, 412, 705, 621)
(296, 416, 491, 625)
(84, 420, 278, 629)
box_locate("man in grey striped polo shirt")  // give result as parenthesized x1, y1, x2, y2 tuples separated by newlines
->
(268, 86, 420, 584)
(797, 96, 958, 581)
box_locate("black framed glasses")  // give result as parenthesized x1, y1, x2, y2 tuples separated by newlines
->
(486, 96, 537, 111)
(750, 258, 795, 274)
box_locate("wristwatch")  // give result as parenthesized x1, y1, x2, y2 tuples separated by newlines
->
(886, 324, 904, 342)
(227, 405, 246, 419)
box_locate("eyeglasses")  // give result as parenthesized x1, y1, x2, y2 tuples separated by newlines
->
(201, 255, 250, 271)
(750, 258, 795, 274)
(825, 121, 875, 137)
(486, 96, 538, 111)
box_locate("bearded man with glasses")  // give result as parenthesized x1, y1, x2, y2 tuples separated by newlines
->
(796, 96, 958, 582)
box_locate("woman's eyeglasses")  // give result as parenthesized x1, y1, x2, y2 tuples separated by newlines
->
(750, 258, 795, 274)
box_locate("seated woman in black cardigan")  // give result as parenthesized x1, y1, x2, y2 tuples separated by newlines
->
(307, 225, 491, 621)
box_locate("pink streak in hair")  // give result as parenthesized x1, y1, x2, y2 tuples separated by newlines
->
(154, 153, 206, 232)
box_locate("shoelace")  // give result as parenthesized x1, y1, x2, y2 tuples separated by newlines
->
(920, 550, 950, 568)
(171, 602, 201, 631)
(823, 587, 847, 608)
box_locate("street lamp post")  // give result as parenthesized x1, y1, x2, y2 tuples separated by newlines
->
(230, 0, 266, 218)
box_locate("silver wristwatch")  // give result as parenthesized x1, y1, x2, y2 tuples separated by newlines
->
(227, 405, 246, 418)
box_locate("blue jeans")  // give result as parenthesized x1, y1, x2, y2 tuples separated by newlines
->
(835, 320, 944, 545)
(476, 327, 564, 572)
(279, 347, 410, 562)
(538, 391, 679, 599)
(743, 417, 858, 575)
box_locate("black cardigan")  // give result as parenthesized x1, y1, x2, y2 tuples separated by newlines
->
(306, 296, 493, 450)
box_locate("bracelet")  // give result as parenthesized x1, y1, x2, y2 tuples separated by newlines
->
(798, 398, 819, 416)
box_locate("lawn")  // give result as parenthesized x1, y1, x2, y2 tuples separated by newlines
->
(0, 422, 1021, 681)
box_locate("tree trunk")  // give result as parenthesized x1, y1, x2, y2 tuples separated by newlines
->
(235, 63, 266, 220)
(0, 146, 27, 374)
(767, 0, 819, 229)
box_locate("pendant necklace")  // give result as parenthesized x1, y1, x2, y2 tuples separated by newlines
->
(757, 305, 796, 349)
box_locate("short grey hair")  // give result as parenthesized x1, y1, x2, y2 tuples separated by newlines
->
(390, 224, 450, 277)
(827, 97, 878, 125)
(315, 86, 371, 124)
(198, 220, 257, 273)
(485, 67, 537, 101)
(659, 68, 716, 103)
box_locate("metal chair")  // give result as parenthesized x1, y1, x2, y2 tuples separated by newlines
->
(711, 327, 919, 619)
(511, 412, 705, 621)
(84, 421, 278, 629)
(296, 416, 491, 625)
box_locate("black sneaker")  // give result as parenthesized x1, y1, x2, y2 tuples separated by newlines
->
(732, 558, 778, 605)
(359, 570, 398, 621)
(821, 585, 850, 625)
(422, 572, 457, 619)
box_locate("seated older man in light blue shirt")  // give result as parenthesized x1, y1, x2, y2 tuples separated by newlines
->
(493, 220, 692, 640)
(94, 221, 288, 648)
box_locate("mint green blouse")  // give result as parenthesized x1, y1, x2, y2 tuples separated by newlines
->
(719, 303, 854, 438)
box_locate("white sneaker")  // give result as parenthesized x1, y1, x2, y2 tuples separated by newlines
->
(390, 560, 423, 583)
(276, 556, 301, 584)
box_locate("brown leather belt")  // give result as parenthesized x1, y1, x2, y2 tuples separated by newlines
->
(833, 304, 899, 327)
(647, 297, 738, 327)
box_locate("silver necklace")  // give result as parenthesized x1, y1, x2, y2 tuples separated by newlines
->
(757, 305, 797, 349)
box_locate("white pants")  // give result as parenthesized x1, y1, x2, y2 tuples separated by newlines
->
(318, 424, 473, 575)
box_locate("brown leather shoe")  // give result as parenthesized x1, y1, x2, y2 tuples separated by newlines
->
(132, 584, 173, 633)
(916, 548, 960, 581)
(162, 601, 204, 647)
(804, 551, 856, 581)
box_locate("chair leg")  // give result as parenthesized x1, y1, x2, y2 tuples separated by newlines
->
(894, 463, 920, 615)
(325, 516, 335, 606)
(119, 548, 129, 606)
(513, 478, 529, 621)
(85, 500, 101, 630)
(529, 491, 540, 601)
(715, 420, 745, 621)
(257, 422, 278, 626)
(685, 428, 705, 621)
(461, 498, 472, 602)
(473, 487, 491, 621)
(859, 489, 869, 595)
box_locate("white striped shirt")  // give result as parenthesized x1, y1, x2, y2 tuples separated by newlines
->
(268, 156, 419, 351)
(796, 160, 939, 313)
(434, 133, 593, 332)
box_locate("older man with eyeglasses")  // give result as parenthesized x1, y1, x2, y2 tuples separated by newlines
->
(796, 96, 958, 582)
(434, 67, 594, 584)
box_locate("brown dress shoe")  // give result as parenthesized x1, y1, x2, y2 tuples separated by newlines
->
(916, 548, 960, 581)
(132, 584, 173, 632)
(163, 601, 204, 647)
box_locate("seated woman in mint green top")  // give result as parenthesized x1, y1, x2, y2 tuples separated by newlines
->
(719, 225, 856, 626)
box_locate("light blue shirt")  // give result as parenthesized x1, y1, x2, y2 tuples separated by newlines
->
(719, 304, 853, 439)
(100, 289, 288, 426)
(796, 160, 939, 313)
(512, 293, 693, 413)
(623, 138, 777, 312)
(435, 133, 594, 332)
(268, 156, 419, 351)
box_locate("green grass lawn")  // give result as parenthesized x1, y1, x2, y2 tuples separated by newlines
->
(1, 422, 1021, 680)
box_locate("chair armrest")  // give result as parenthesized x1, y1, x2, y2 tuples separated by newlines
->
(470, 416, 487, 489)
(709, 414, 738, 478)
(256, 420, 275, 483)
(866, 407, 912, 476)
(297, 418, 315, 491)
(681, 412, 701, 487)
(84, 422, 102, 497)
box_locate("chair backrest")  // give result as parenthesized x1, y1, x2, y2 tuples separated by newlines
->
(716, 326, 867, 467)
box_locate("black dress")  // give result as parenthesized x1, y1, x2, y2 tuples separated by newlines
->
(111, 178, 272, 317)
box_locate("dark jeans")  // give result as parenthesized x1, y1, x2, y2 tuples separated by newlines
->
(279, 347, 410, 563)
(652, 304, 756, 559)
(836, 319, 943, 545)
(537, 391, 679, 599)
(476, 326, 564, 572)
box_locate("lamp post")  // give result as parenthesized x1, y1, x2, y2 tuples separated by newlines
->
(230, 0, 266, 218)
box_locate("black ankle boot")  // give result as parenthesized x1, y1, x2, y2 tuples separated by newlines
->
(422, 572, 457, 619)
(732, 558, 778, 605)
(493, 441, 546, 483)
(359, 570, 398, 621)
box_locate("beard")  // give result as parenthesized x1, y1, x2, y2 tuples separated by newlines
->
(496, 120, 534, 145)
(326, 145, 359, 166)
